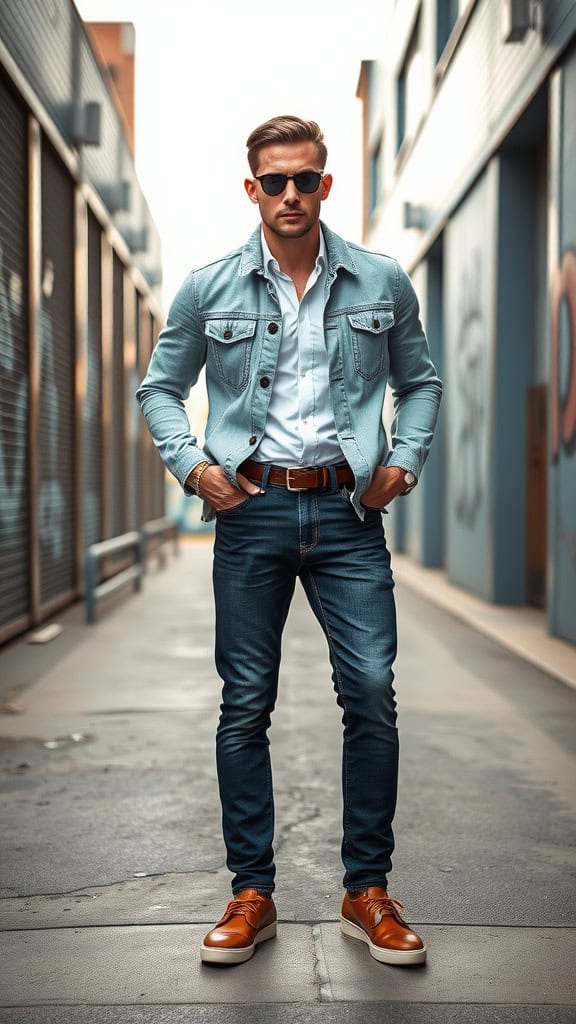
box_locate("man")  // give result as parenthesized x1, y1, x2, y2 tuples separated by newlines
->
(137, 115, 442, 967)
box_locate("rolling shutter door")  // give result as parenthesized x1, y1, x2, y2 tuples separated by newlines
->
(0, 73, 30, 633)
(39, 136, 75, 605)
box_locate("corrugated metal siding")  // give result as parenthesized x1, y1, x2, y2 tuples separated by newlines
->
(0, 0, 162, 279)
(84, 208, 102, 549)
(79, 33, 125, 209)
(0, 71, 30, 629)
(0, 0, 74, 143)
(39, 135, 75, 604)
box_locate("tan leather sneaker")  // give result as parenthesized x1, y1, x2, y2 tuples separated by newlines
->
(341, 886, 426, 965)
(200, 889, 277, 964)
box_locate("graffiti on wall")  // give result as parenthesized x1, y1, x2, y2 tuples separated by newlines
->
(551, 248, 576, 461)
(453, 249, 486, 528)
(0, 241, 27, 539)
(0, 245, 64, 561)
(39, 258, 64, 561)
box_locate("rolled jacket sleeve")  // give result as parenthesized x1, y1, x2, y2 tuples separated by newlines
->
(384, 263, 443, 479)
(136, 275, 210, 492)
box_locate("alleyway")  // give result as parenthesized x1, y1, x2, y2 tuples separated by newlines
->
(0, 539, 575, 1022)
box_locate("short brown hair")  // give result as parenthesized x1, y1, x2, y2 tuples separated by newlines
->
(246, 115, 327, 175)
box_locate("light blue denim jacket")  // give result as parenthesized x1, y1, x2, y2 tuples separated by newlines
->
(137, 222, 442, 520)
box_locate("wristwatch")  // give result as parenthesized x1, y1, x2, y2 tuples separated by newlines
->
(401, 471, 416, 494)
(188, 461, 210, 495)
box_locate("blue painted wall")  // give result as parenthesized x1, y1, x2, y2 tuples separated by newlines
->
(404, 254, 445, 567)
(445, 162, 496, 599)
(549, 48, 576, 643)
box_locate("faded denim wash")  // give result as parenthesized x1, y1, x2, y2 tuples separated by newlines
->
(213, 467, 399, 894)
(136, 222, 442, 519)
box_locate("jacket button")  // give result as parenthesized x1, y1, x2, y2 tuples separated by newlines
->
(223, 329, 233, 339)
(267, 322, 278, 334)
(373, 319, 380, 329)
(260, 376, 270, 388)
(249, 435, 257, 445)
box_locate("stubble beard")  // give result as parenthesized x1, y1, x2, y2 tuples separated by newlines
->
(266, 212, 317, 240)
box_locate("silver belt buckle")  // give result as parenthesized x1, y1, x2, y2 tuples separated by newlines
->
(286, 467, 306, 491)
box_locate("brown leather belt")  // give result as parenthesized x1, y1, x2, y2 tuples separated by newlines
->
(240, 459, 355, 492)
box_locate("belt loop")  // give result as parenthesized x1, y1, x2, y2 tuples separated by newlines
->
(261, 463, 272, 488)
(327, 465, 337, 491)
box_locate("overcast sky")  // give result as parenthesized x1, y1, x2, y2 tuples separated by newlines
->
(75, 0, 386, 308)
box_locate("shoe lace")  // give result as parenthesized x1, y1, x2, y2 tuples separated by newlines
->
(221, 896, 264, 925)
(364, 896, 406, 923)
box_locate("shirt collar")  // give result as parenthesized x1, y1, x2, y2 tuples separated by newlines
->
(260, 226, 327, 278)
(238, 220, 358, 278)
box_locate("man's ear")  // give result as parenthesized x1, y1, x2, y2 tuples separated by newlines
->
(245, 178, 259, 204)
(321, 174, 333, 200)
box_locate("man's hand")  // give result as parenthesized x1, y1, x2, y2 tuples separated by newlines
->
(190, 464, 263, 512)
(360, 466, 409, 510)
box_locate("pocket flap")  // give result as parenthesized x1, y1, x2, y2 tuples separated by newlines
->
(204, 319, 257, 343)
(347, 310, 395, 334)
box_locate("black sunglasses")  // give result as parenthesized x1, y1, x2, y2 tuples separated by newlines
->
(254, 171, 324, 196)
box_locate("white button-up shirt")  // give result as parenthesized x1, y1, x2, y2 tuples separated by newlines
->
(255, 228, 343, 467)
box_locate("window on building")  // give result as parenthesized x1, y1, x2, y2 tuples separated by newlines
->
(397, 13, 424, 153)
(369, 136, 382, 216)
(436, 0, 468, 62)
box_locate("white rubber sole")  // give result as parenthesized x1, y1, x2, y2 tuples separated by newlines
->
(340, 916, 426, 965)
(200, 921, 277, 964)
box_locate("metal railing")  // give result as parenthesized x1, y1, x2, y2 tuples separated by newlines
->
(141, 516, 179, 570)
(84, 519, 179, 623)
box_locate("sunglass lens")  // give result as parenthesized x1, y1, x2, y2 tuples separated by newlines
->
(294, 171, 322, 192)
(260, 174, 287, 196)
(257, 171, 322, 195)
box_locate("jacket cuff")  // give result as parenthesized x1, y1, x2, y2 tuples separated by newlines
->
(177, 453, 213, 495)
(384, 450, 420, 479)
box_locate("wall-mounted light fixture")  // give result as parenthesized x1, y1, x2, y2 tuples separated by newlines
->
(71, 101, 102, 146)
(403, 202, 427, 230)
(143, 267, 162, 287)
(125, 227, 148, 254)
(100, 181, 131, 214)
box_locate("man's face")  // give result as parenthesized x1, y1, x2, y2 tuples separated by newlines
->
(244, 141, 332, 240)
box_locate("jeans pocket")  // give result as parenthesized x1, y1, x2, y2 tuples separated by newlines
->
(216, 495, 251, 517)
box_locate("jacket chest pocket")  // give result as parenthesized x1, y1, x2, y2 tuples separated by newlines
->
(205, 318, 257, 390)
(347, 309, 394, 381)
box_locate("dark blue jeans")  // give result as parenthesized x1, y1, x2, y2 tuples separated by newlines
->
(212, 468, 399, 896)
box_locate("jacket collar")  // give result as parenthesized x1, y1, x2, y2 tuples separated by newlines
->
(238, 220, 359, 278)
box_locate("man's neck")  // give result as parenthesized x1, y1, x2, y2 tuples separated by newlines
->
(262, 222, 321, 280)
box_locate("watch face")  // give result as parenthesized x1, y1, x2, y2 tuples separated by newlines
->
(404, 472, 416, 487)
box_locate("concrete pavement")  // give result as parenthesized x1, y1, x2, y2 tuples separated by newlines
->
(1, 537, 576, 1021)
